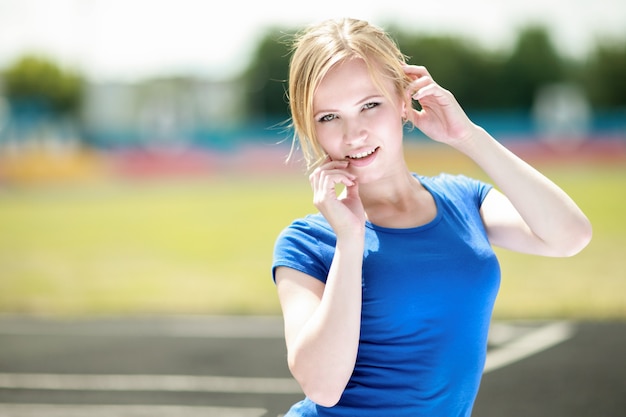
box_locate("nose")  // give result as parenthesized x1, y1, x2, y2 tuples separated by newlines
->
(342, 118, 367, 146)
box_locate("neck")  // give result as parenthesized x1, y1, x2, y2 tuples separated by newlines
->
(359, 169, 420, 209)
(355, 167, 436, 229)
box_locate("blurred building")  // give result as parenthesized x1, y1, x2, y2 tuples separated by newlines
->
(0, 75, 248, 153)
(81, 76, 245, 151)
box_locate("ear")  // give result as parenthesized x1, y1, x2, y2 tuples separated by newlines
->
(401, 99, 409, 121)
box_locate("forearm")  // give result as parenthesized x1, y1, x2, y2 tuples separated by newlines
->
(288, 235, 364, 406)
(456, 125, 592, 255)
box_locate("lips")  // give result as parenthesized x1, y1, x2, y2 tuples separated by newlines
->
(347, 147, 379, 160)
(346, 146, 379, 167)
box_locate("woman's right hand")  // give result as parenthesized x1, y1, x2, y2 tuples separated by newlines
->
(309, 159, 366, 237)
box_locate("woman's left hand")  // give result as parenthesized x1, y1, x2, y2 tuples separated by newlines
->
(403, 65, 477, 147)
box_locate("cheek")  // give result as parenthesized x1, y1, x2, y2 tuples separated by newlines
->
(372, 110, 403, 136)
(314, 124, 341, 153)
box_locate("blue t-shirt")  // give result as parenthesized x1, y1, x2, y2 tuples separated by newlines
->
(272, 173, 501, 417)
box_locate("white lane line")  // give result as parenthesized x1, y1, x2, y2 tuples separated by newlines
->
(483, 321, 575, 373)
(0, 316, 285, 339)
(0, 404, 267, 417)
(0, 321, 574, 396)
(0, 373, 302, 394)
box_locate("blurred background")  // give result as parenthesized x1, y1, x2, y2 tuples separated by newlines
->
(0, 0, 625, 318)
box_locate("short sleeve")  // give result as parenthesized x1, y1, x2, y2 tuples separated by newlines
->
(425, 173, 493, 208)
(271, 216, 334, 284)
(464, 175, 493, 206)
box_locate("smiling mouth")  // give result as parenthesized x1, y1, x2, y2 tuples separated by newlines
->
(347, 147, 379, 160)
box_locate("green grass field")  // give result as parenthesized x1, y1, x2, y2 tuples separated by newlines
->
(0, 147, 624, 319)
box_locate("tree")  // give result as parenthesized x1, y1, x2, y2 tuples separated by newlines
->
(393, 30, 504, 110)
(2, 54, 84, 116)
(584, 41, 626, 108)
(242, 27, 294, 122)
(241, 23, 626, 120)
(501, 26, 565, 109)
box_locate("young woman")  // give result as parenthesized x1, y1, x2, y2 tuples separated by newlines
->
(272, 17, 591, 416)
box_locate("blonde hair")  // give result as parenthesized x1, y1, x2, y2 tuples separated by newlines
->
(287, 18, 412, 170)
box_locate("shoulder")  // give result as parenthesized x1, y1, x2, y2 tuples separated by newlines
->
(416, 173, 493, 205)
(276, 213, 334, 243)
(272, 214, 335, 284)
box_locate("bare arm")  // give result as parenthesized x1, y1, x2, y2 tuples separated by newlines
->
(404, 65, 592, 256)
(275, 236, 362, 406)
(275, 160, 366, 407)
(465, 128, 591, 256)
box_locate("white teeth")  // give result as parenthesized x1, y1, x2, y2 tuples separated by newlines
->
(349, 148, 376, 159)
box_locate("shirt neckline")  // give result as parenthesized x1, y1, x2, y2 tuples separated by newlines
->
(365, 175, 443, 234)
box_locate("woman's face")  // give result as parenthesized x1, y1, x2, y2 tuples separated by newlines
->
(312, 58, 406, 182)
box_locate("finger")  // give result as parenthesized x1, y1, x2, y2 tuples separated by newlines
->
(309, 159, 347, 181)
(406, 76, 436, 100)
(310, 165, 356, 198)
(320, 158, 350, 170)
(343, 180, 360, 200)
(320, 171, 356, 191)
(315, 161, 356, 183)
(309, 166, 322, 188)
(402, 65, 431, 80)
(413, 82, 453, 106)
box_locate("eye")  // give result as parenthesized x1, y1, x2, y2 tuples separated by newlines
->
(363, 102, 380, 111)
(318, 113, 337, 123)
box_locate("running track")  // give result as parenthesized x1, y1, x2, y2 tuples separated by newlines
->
(0, 316, 624, 416)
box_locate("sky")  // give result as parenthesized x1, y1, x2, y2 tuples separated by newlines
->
(0, 0, 625, 83)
